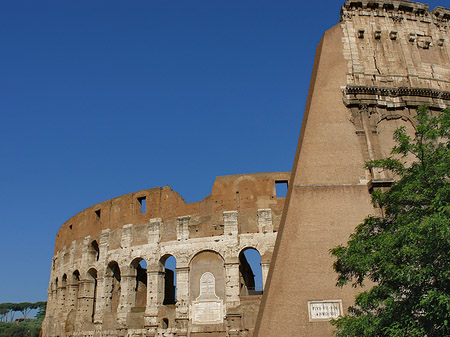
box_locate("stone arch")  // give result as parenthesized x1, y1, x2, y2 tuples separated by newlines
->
(233, 175, 257, 190)
(61, 274, 68, 313)
(238, 247, 263, 295)
(189, 250, 225, 303)
(188, 248, 225, 266)
(377, 113, 417, 129)
(52, 277, 58, 314)
(159, 254, 176, 305)
(65, 270, 81, 334)
(85, 268, 98, 323)
(104, 261, 121, 314)
(130, 257, 147, 308)
(88, 240, 99, 264)
(68, 270, 80, 312)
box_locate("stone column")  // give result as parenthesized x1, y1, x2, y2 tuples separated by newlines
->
(261, 262, 271, 290)
(176, 266, 189, 313)
(50, 287, 57, 316)
(78, 279, 96, 323)
(66, 281, 80, 313)
(80, 236, 91, 267)
(175, 317, 189, 337)
(93, 275, 104, 324)
(144, 219, 162, 334)
(99, 229, 110, 263)
(224, 211, 238, 237)
(144, 262, 163, 333)
(224, 261, 240, 310)
(257, 209, 273, 234)
(117, 271, 136, 326)
(58, 284, 66, 316)
(177, 216, 190, 241)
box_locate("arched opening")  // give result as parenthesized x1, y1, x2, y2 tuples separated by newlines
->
(70, 271, 80, 310)
(188, 250, 225, 325)
(53, 277, 58, 314)
(65, 270, 81, 332)
(131, 258, 147, 308)
(89, 240, 99, 263)
(239, 248, 263, 295)
(86, 268, 97, 322)
(160, 255, 176, 305)
(61, 274, 67, 312)
(105, 261, 121, 313)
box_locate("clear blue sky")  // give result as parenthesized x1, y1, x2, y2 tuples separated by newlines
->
(0, 0, 444, 304)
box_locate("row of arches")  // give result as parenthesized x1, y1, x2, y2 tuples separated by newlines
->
(50, 248, 263, 323)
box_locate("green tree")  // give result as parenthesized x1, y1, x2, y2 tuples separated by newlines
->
(0, 301, 46, 337)
(330, 106, 450, 337)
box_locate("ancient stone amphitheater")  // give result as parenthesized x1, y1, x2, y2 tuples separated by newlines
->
(42, 172, 289, 337)
(43, 0, 450, 336)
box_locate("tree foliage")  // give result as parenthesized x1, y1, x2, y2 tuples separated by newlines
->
(330, 106, 450, 336)
(0, 301, 46, 337)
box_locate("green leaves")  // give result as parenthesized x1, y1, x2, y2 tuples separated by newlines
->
(331, 107, 450, 336)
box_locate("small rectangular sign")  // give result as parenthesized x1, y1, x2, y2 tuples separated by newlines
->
(308, 300, 343, 321)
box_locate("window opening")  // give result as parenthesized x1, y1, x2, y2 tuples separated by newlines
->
(90, 240, 99, 261)
(132, 259, 147, 307)
(87, 269, 97, 322)
(95, 209, 101, 219)
(138, 197, 147, 214)
(275, 181, 288, 198)
(163, 256, 176, 305)
(239, 248, 263, 295)
(105, 262, 121, 314)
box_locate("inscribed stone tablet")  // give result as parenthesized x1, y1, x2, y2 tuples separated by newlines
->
(308, 300, 342, 321)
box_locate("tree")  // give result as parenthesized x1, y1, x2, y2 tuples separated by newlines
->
(0, 301, 47, 337)
(330, 106, 450, 336)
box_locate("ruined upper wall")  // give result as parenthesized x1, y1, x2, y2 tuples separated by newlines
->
(54, 172, 289, 253)
(340, 0, 450, 98)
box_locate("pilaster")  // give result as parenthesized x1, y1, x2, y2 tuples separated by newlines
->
(257, 209, 273, 234)
(177, 216, 190, 241)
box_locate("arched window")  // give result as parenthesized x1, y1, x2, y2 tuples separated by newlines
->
(86, 268, 97, 322)
(89, 240, 99, 263)
(131, 258, 147, 308)
(238, 248, 263, 295)
(53, 277, 58, 314)
(61, 274, 67, 312)
(105, 261, 121, 313)
(160, 255, 176, 305)
(69, 270, 80, 311)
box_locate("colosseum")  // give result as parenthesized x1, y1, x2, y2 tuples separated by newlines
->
(42, 172, 289, 337)
(44, 0, 450, 336)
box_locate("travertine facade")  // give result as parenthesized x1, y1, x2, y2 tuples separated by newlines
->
(256, 1, 450, 336)
(43, 172, 289, 337)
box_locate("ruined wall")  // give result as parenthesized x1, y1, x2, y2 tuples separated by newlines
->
(43, 172, 289, 337)
(255, 1, 450, 336)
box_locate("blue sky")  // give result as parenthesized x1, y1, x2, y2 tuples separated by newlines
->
(0, 0, 444, 304)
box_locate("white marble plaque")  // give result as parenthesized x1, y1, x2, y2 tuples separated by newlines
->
(191, 272, 224, 324)
(192, 300, 223, 324)
(308, 300, 342, 321)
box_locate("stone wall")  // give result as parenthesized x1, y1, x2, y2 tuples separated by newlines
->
(43, 172, 289, 337)
(255, 1, 450, 336)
